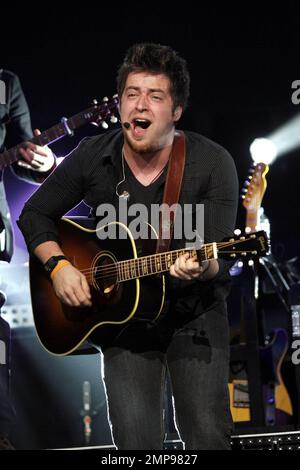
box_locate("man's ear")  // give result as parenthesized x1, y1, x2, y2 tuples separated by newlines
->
(173, 106, 183, 122)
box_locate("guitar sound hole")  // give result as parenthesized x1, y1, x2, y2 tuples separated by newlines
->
(93, 254, 118, 298)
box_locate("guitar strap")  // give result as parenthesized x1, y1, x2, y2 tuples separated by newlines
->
(156, 130, 186, 254)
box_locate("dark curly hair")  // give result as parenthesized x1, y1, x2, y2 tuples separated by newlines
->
(117, 43, 190, 111)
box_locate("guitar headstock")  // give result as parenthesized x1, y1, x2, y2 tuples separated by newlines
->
(241, 162, 269, 212)
(217, 230, 269, 260)
(90, 95, 119, 129)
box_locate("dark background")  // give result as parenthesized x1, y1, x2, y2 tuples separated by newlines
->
(2, 2, 300, 262)
(1, 3, 300, 448)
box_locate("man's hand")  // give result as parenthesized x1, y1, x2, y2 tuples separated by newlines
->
(170, 253, 209, 280)
(18, 128, 55, 172)
(52, 264, 92, 307)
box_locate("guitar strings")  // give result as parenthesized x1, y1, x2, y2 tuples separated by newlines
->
(85, 251, 260, 283)
(77, 238, 258, 277)
(77, 238, 244, 276)
(76, 237, 262, 281)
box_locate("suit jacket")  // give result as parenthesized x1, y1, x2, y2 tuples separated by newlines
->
(0, 69, 54, 261)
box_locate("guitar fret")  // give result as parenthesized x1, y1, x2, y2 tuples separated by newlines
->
(142, 257, 148, 275)
(118, 262, 122, 281)
(135, 259, 139, 278)
(126, 261, 131, 280)
(121, 261, 125, 281)
(147, 257, 152, 274)
(155, 255, 161, 272)
(67, 116, 76, 131)
(123, 261, 128, 280)
(138, 258, 143, 277)
(166, 253, 172, 269)
(130, 260, 136, 278)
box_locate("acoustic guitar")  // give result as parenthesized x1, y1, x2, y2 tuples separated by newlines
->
(29, 217, 268, 356)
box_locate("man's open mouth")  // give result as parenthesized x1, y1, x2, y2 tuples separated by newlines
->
(132, 118, 152, 130)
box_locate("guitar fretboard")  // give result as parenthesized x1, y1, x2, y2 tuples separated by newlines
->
(116, 244, 217, 282)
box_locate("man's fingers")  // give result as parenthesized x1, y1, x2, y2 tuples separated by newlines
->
(81, 276, 92, 300)
(18, 147, 33, 162)
(17, 160, 33, 170)
(170, 253, 204, 280)
(170, 263, 192, 280)
(74, 285, 92, 306)
(32, 156, 46, 164)
(62, 277, 91, 307)
(64, 289, 80, 307)
(17, 158, 42, 170)
(26, 145, 48, 157)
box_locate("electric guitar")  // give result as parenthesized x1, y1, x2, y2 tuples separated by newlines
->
(0, 96, 119, 171)
(228, 328, 293, 423)
(229, 162, 293, 424)
(241, 162, 269, 232)
(29, 217, 268, 356)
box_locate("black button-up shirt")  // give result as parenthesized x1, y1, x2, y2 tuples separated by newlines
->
(18, 129, 239, 322)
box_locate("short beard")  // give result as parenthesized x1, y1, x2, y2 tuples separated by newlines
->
(125, 135, 159, 156)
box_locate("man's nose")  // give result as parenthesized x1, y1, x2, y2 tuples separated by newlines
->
(136, 94, 148, 112)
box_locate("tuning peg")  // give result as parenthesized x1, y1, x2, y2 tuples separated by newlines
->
(92, 99, 98, 105)
(102, 97, 109, 103)
(101, 121, 109, 129)
(110, 115, 118, 124)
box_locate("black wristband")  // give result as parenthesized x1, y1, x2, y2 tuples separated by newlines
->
(44, 255, 67, 273)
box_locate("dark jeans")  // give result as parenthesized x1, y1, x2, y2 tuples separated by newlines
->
(101, 308, 233, 450)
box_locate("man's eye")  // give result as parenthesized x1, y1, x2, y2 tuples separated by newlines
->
(152, 96, 162, 101)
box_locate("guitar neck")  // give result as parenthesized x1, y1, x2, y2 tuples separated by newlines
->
(117, 243, 218, 282)
(242, 162, 269, 233)
(245, 209, 258, 233)
(0, 106, 98, 170)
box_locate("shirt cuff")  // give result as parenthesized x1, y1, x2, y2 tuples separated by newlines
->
(28, 232, 60, 255)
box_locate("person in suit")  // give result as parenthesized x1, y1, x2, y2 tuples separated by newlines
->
(0, 68, 55, 449)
